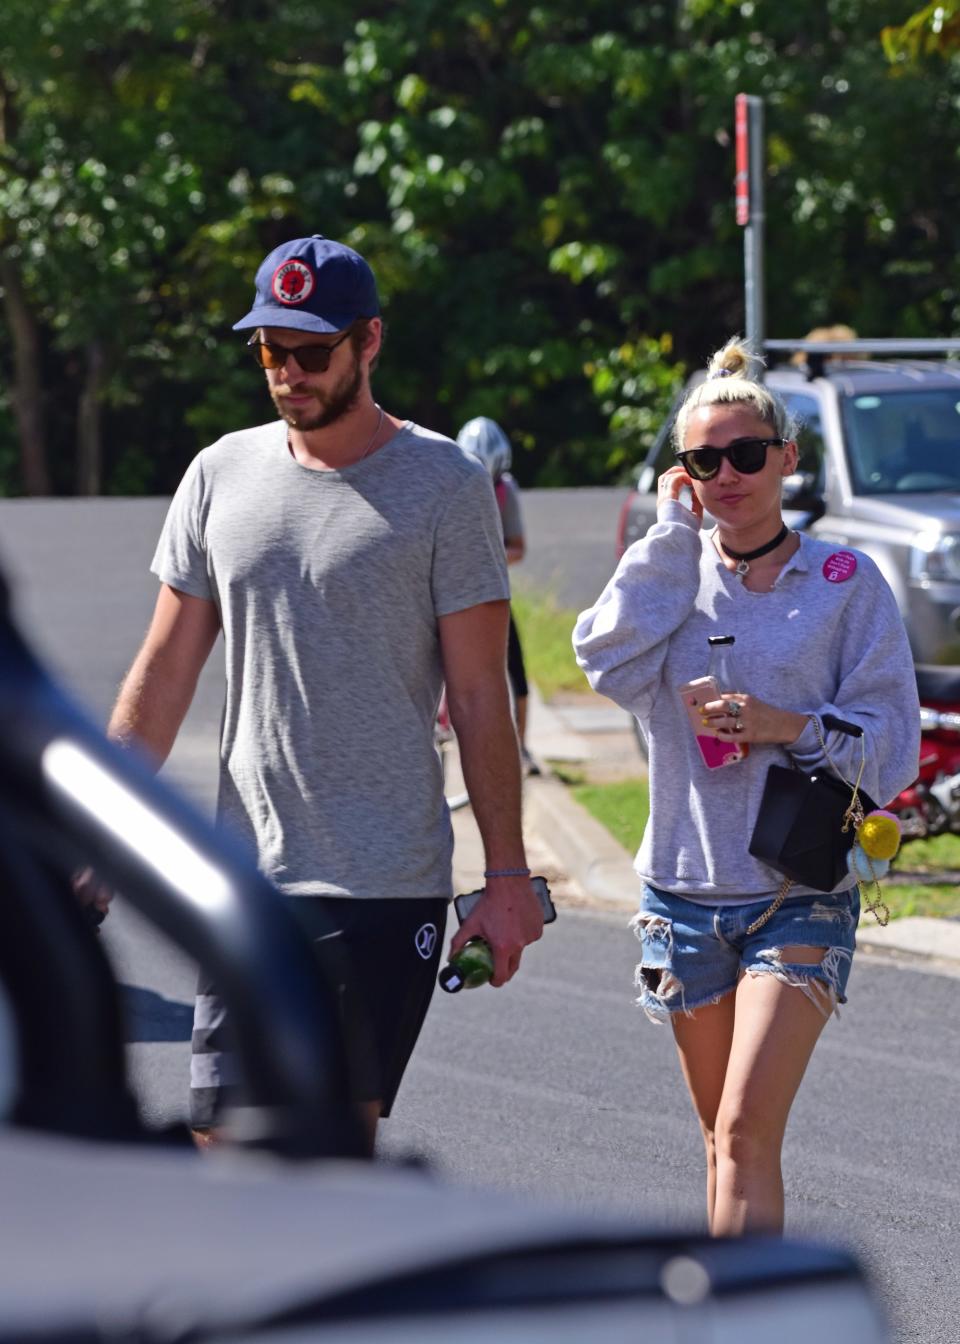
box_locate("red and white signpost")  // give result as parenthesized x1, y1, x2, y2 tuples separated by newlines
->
(735, 93, 765, 372)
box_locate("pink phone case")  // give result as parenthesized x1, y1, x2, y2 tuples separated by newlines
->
(677, 676, 747, 769)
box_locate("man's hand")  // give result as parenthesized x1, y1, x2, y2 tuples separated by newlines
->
(438, 601, 543, 984)
(449, 875, 544, 987)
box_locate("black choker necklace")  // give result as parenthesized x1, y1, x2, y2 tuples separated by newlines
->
(718, 523, 789, 576)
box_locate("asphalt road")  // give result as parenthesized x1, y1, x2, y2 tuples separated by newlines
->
(1, 492, 958, 1343)
(516, 485, 625, 611)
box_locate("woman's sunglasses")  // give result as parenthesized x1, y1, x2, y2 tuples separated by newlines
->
(675, 436, 786, 482)
(247, 327, 352, 373)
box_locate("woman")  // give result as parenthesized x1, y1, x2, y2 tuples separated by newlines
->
(573, 339, 919, 1236)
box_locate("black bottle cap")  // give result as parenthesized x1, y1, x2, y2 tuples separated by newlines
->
(707, 635, 735, 645)
(438, 964, 464, 993)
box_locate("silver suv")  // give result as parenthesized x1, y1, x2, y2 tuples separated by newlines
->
(617, 344, 960, 666)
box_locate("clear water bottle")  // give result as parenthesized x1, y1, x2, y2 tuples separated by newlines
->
(438, 937, 494, 993)
(707, 634, 748, 762)
(707, 634, 739, 694)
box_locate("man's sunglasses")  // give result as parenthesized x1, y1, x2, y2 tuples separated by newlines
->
(247, 327, 352, 373)
(675, 436, 786, 482)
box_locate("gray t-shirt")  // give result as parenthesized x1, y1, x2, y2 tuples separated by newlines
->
(573, 500, 920, 903)
(151, 419, 509, 900)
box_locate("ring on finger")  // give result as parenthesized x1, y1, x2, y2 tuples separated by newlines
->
(727, 700, 743, 717)
(731, 721, 745, 735)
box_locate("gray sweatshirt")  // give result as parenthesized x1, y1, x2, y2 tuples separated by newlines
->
(573, 501, 920, 902)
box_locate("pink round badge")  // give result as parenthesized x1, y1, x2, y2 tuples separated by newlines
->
(822, 551, 857, 583)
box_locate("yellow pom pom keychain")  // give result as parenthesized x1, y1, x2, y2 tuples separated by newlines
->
(858, 809, 902, 862)
(850, 809, 901, 925)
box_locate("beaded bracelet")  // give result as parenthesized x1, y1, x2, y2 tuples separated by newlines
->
(483, 867, 531, 879)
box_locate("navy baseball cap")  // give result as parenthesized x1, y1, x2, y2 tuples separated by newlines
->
(232, 235, 380, 334)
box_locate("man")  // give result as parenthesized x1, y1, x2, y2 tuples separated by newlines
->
(104, 235, 544, 1147)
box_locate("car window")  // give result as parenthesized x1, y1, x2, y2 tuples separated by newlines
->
(840, 389, 960, 494)
(782, 393, 826, 488)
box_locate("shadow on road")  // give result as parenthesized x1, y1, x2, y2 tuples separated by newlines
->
(120, 985, 193, 1043)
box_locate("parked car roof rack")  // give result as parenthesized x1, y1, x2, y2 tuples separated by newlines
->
(765, 338, 960, 379)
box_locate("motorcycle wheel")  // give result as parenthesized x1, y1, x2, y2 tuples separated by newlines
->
(897, 797, 947, 841)
(895, 807, 928, 841)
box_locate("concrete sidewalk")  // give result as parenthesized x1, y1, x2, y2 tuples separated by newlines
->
(455, 686, 960, 972)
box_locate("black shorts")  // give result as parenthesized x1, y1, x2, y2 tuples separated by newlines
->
(190, 895, 448, 1129)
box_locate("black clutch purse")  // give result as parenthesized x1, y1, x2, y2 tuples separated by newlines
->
(748, 763, 877, 893)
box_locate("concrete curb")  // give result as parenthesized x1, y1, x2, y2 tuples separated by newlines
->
(856, 914, 960, 965)
(524, 774, 640, 911)
(524, 760, 960, 968)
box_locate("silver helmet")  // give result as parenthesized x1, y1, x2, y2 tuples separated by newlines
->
(456, 416, 512, 479)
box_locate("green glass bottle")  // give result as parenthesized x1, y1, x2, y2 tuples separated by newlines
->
(438, 937, 494, 993)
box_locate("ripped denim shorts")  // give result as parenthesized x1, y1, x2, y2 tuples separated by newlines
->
(631, 883, 860, 1024)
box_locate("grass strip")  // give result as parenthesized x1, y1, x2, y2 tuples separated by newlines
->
(874, 884, 960, 920)
(510, 589, 589, 700)
(569, 777, 649, 857)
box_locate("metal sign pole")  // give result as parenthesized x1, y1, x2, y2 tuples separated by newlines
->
(735, 94, 765, 377)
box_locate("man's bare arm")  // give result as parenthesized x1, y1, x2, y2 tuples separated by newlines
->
(439, 600, 543, 986)
(74, 585, 220, 915)
(108, 584, 221, 766)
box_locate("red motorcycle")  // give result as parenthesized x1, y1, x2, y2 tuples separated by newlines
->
(890, 667, 960, 840)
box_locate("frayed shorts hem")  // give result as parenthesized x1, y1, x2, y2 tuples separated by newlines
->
(631, 884, 859, 1025)
(634, 980, 736, 1024)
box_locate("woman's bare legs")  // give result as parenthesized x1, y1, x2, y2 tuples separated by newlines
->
(672, 991, 736, 1227)
(672, 946, 831, 1235)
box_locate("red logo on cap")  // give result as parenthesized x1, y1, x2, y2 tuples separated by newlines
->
(271, 259, 315, 306)
(822, 551, 857, 583)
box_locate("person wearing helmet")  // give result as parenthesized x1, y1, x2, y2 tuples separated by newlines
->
(456, 417, 539, 776)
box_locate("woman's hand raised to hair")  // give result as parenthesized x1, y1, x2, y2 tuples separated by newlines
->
(658, 466, 703, 524)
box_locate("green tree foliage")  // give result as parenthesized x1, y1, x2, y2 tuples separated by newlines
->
(1, 0, 225, 493)
(0, 0, 359, 494)
(882, 2, 960, 61)
(0, 0, 957, 495)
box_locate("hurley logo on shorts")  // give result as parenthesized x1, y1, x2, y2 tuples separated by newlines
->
(415, 923, 438, 960)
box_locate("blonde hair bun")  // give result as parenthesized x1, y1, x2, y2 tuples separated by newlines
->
(672, 333, 793, 451)
(707, 338, 753, 381)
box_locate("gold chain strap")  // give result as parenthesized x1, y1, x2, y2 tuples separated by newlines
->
(745, 873, 793, 935)
(861, 859, 890, 927)
(810, 715, 866, 831)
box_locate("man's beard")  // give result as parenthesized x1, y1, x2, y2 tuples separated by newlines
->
(271, 352, 364, 432)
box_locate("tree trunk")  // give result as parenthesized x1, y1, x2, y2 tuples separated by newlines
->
(0, 255, 50, 495)
(76, 339, 106, 496)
